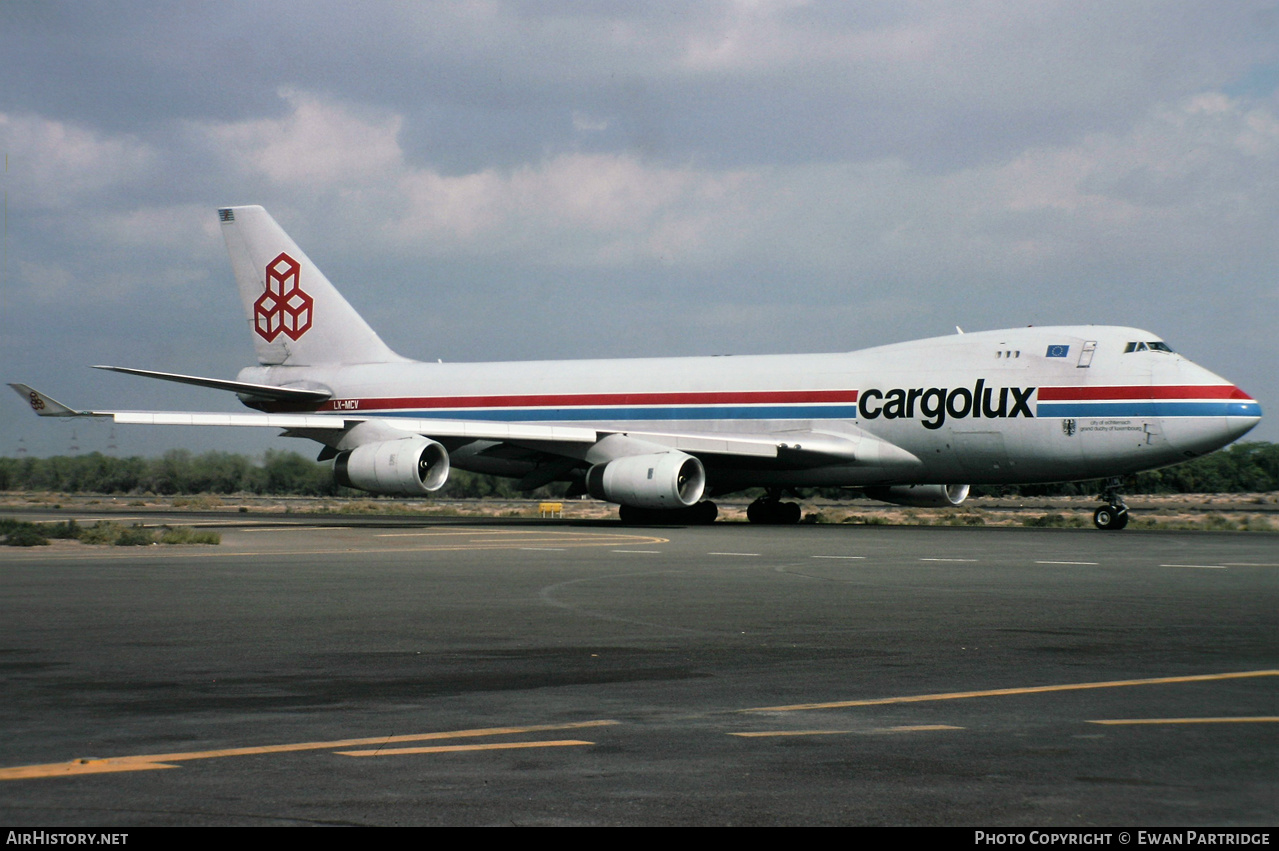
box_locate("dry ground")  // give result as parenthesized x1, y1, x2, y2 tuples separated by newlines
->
(2, 491, 1276, 532)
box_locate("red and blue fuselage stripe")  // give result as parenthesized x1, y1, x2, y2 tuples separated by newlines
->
(1036, 385, 1260, 419)
(371, 405, 862, 421)
(305, 385, 1259, 422)
(318, 389, 862, 421)
(322, 390, 859, 410)
(1038, 385, 1251, 400)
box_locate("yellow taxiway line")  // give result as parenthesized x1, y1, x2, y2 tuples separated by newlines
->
(0, 720, 618, 780)
(0, 527, 669, 559)
(743, 670, 1279, 713)
(1088, 716, 1279, 725)
(338, 740, 595, 756)
(731, 725, 962, 737)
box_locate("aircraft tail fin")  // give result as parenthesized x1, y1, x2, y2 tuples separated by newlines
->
(218, 206, 409, 366)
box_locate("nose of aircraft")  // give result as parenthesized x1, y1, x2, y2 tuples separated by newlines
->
(1159, 358, 1262, 457)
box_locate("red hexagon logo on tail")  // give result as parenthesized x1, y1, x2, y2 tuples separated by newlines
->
(253, 252, 314, 341)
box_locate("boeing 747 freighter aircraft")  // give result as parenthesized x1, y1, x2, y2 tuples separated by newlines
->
(11, 206, 1262, 529)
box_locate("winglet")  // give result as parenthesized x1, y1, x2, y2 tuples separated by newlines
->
(7, 384, 100, 418)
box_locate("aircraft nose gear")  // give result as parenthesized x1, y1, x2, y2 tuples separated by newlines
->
(1093, 504, 1129, 530)
(746, 494, 803, 525)
(1093, 477, 1130, 530)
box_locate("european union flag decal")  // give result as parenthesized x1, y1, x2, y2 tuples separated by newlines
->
(1045, 344, 1070, 358)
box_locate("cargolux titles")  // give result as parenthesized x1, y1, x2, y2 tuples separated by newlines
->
(858, 381, 1035, 430)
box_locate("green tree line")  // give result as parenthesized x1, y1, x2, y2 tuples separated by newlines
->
(997, 440, 1279, 497)
(0, 442, 1275, 498)
(0, 449, 566, 499)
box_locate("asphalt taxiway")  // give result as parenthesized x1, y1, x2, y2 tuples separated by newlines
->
(0, 514, 1275, 825)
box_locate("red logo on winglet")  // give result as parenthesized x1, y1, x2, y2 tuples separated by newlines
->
(253, 252, 314, 341)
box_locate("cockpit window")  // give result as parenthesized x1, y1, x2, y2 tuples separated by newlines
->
(1124, 341, 1174, 353)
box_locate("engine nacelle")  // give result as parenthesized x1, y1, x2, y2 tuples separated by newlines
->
(585, 452, 706, 509)
(863, 484, 970, 507)
(334, 437, 450, 495)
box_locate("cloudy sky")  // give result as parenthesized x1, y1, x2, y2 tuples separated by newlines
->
(2, 0, 1277, 460)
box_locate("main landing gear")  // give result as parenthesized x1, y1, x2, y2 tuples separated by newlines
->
(1093, 477, 1130, 531)
(746, 491, 803, 525)
(618, 501, 718, 526)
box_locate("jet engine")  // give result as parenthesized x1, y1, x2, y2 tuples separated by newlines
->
(334, 437, 450, 495)
(586, 452, 706, 509)
(863, 484, 970, 507)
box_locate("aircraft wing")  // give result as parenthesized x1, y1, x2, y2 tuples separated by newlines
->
(10, 382, 922, 470)
(11, 383, 342, 428)
(613, 426, 918, 465)
(9, 383, 603, 442)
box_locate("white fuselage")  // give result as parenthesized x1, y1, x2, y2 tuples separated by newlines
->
(239, 325, 1261, 490)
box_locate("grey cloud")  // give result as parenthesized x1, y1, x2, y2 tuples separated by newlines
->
(3, 1, 1277, 458)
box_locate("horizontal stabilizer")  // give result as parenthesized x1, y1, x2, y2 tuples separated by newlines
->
(93, 366, 332, 404)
